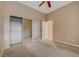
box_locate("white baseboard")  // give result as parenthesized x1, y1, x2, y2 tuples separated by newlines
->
(54, 40, 79, 53)
(54, 40, 79, 48)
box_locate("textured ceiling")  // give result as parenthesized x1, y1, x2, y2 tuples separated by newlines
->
(19, 1, 73, 14)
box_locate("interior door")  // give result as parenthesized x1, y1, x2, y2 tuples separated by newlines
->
(10, 16, 22, 44)
(42, 21, 48, 40)
(42, 20, 56, 48)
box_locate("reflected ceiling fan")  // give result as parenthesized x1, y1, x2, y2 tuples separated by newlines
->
(39, 1, 52, 8)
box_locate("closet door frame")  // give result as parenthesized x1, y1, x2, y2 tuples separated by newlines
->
(9, 16, 23, 46)
(22, 18, 32, 39)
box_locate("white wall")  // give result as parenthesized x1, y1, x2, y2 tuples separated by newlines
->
(47, 2, 79, 46)
(32, 20, 41, 41)
(0, 2, 5, 49)
(3, 1, 45, 48)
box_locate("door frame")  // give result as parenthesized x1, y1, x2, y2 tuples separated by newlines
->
(22, 18, 32, 41)
(9, 16, 23, 46)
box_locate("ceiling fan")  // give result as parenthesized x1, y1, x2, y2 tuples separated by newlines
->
(39, 1, 52, 8)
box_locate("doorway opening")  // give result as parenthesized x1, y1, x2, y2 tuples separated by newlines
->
(10, 16, 32, 46)
(22, 18, 32, 41)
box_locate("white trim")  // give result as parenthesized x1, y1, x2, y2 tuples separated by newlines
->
(3, 47, 10, 50)
(0, 47, 10, 57)
(54, 40, 79, 48)
(0, 49, 4, 57)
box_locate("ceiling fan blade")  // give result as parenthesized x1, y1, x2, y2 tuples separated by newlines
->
(39, 1, 45, 7)
(47, 1, 51, 8)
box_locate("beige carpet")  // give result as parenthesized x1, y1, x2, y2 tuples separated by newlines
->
(2, 38, 79, 57)
(2, 44, 34, 57)
(23, 39, 79, 57)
